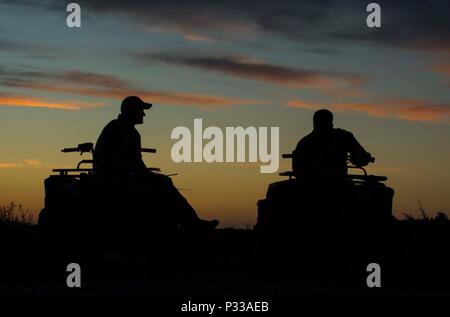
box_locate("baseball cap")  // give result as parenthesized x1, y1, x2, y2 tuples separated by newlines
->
(121, 96, 152, 113)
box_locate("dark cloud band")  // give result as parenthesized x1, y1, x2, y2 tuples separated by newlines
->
(2, 0, 449, 51)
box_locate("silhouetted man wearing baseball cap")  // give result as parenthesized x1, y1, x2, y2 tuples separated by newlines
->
(94, 96, 219, 231)
(292, 109, 372, 179)
(94, 96, 152, 172)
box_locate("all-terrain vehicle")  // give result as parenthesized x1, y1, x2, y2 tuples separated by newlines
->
(38, 143, 179, 253)
(255, 153, 396, 274)
(256, 154, 395, 233)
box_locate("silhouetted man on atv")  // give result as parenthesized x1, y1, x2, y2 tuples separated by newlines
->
(94, 96, 219, 231)
(292, 109, 372, 180)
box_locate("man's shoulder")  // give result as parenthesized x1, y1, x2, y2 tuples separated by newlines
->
(97, 119, 124, 141)
(103, 118, 120, 128)
(300, 131, 314, 141)
(101, 118, 125, 133)
(296, 132, 314, 148)
(334, 128, 354, 138)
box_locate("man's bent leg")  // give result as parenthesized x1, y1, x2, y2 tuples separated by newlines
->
(145, 173, 218, 229)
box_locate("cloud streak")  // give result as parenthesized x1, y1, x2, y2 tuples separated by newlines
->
(183, 33, 217, 43)
(0, 38, 70, 59)
(0, 67, 263, 109)
(0, 159, 41, 169)
(142, 53, 369, 96)
(429, 64, 450, 85)
(431, 65, 450, 76)
(287, 99, 450, 124)
(0, 93, 94, 110)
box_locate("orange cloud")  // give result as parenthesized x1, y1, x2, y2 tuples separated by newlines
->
(0, 163, 21, 169)
(183, 33, 216, 43)
(20, 159, 40, 167)
(286, 100, 319, 110)
(2, 67, 263, 109)
(13, 82, 262, 108)
(0, 159, 41, 169)
(142, 92, 262, 107)
(0, 95, 97, 110)
(430, 64, 450, 75)
(287, 99, 450, 123)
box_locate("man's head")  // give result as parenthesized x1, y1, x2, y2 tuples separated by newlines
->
(313, 109, 333, 132)
(120, 96, 152, 125)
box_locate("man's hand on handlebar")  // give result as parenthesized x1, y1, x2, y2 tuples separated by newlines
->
(61, 143, 94, 155)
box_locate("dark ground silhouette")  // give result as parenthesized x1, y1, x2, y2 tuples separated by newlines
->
(1, 215, 450, 297)
(1, 207, 450, 316)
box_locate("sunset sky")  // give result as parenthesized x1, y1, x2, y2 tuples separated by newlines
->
(0, 1, 449, 227)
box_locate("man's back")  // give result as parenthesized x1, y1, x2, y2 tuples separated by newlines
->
(293, 128, 370, 179)
(93, 115, 146, 173)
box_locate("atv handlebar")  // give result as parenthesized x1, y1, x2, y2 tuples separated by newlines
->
(279, 153, 382, 181)
(61, 143, 156, 154)
(61, 147, 78, 153)
(56, 143, 160, 175)
(141, 148, 156, 153)
(62, 143, 94, 154)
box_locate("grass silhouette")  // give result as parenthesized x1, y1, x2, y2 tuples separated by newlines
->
(0, 202, 34, 225)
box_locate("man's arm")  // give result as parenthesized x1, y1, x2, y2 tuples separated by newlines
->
(135, 151, 147, 169)
(346, 132, 372, 167)
(292, 138, 314, 178)
(125, 128, 147, 169)
(94, 121, 125, 171)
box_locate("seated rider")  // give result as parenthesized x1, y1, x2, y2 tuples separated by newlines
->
(292, 109, 372, 180)
(93, 96, 219, 230)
